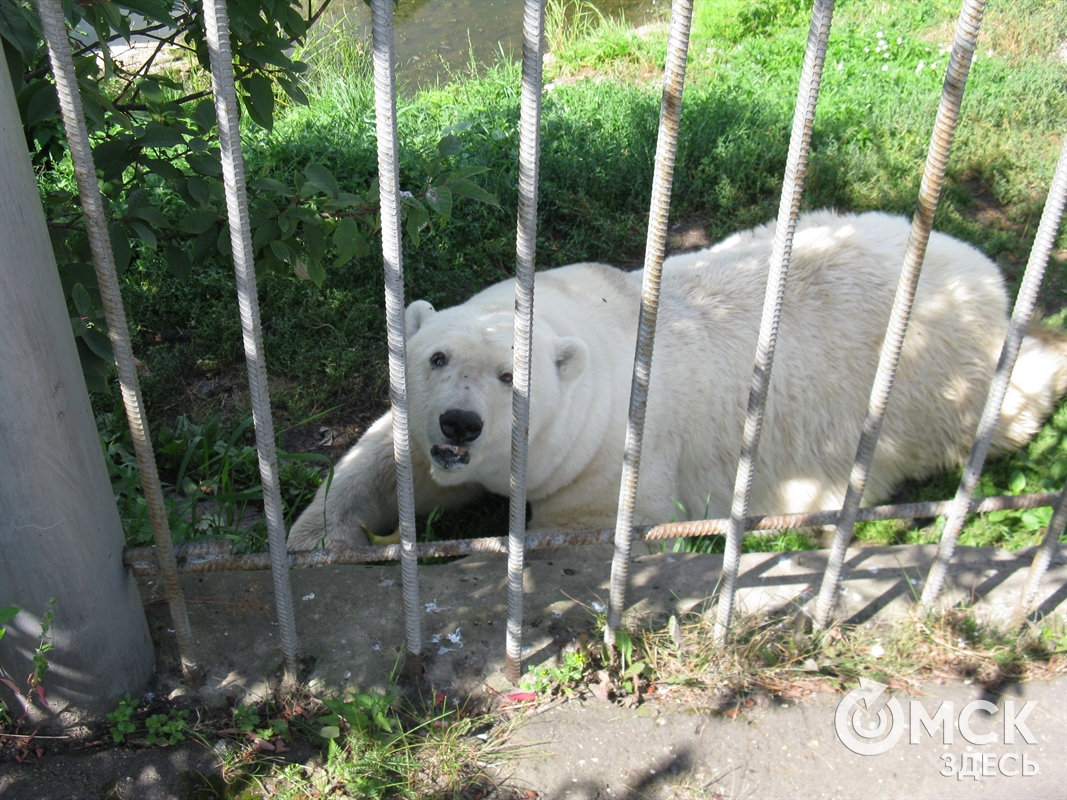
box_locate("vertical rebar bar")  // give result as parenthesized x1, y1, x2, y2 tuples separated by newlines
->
(505, 0, 546, 684)
(712, 0, 835, 645)
(201, 0, 299, 686)
(369, 0, 422, 678)
(922, 135, 1067, 607)
(606, 0, 694, 647)
(813, 0, 987, 629)
(1014, 484, 1067, 624)
(35, 0, 200, 681)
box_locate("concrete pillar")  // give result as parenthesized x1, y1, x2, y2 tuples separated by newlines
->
(0, 54, 153, 719)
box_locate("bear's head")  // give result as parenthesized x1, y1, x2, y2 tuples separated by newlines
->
(404, 298, 588, 495)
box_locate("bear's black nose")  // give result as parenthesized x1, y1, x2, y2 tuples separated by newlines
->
(439, 409, 483, 444)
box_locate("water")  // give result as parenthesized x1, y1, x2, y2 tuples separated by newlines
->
(313, 0, 664, 87)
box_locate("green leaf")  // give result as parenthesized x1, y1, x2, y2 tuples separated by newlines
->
(449, 180, 500, 208)
(130, 205, 172, 228)
(115, 0, 174, 26)
(191, 100, 217, 132)
(166, 244, 193, 282)
(179, 210, 219, 235)
(319, 725, 340, 739)
(24, 83, 59, 127)
(305, 257, 325, 287)
(137, 122, 186, 149)
(333, 218, 361, 265)
(1009, 470, 1027, 495)
(249, 178, 294, 197)
(72, 283, 92, 318)
(0, 3, 38, 62)
(141, 157, 185, 184)
(0, 606, 19, 627)
(286, 207, 321, 227)
(425, 185, 452, 218)
(437, 134, 463, 158)
(187, 153, 222, 177)
(128, 221, 157, 249)
(108, 224, 131, 273)
(242, 74, 275, 131)
(405, 203, 430, 248)
(277, 76, 310, 106)
(305, 221, 326, 261)
(193, 227, 218, 261)
(447, 165, 490, 182)
(81, 327, 115, 363)
(253, 219, 280, 251)
(303, 163, 340, 198)
(186, 177, 212, 209)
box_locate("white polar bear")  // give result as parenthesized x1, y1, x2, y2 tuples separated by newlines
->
(287, 210, 1067, 551)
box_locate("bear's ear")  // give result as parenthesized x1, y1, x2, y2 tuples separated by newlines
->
(554, 336, 588, 382)
(405, 300, 435, 337)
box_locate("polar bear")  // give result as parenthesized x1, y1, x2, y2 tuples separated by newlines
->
(287, 210, 1067, 551)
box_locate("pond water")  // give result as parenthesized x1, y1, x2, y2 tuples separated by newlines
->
(314, 0, 664, 86)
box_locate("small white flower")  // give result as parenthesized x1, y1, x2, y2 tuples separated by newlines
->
(877, 30, 885, 38)
(592, 601, 607, 613)
(882, 65, 889, 71)
(871, 644, 885, 658)
(915, 60, 925, 75)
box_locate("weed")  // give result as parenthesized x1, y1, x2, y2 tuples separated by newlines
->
(318, 690, 398, 741)
(521, 649, 589, 697)
(145, 708, 191, 746)
(99, 409, 327, 551)
(0, 599, 56, 722)
(232, 703, 262, 733)
(107, 694, 138, 743)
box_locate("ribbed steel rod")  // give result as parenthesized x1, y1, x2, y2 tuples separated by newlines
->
(606, 0, 694, 648)
(713, 0, 835, 645)
(124, 491, 1061, 576)
(922, 134, 1067, 606)
(202, 0, 299, 685)
(35, 0, 200, 681)
(369, 0, 422, 679)
(813, 0, 987, 629)
(505, 0, 546, 684)
(1014, 483, 1067, 623)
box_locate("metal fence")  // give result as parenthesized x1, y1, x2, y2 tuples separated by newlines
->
(38, 0, 1067, 686)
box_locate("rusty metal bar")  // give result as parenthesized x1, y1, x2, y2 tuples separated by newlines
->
(369, 0, 423, 680)
(922, 133, 1067, 606)
(202, 0, 300, 687)
(1014, 483, 1067, 623)
(714, 0, 835, 645)
(36, 0, 200, 682)
(124, 491, 1060, 576)
(813, 0, 987, 629)
(606, 0, 694, 648)
(505, 0, 546, 685)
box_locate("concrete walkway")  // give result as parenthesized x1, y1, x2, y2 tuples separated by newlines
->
(3, 543, 1065, 799)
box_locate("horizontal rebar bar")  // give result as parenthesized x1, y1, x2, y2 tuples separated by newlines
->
(125, 491, 1060, 576)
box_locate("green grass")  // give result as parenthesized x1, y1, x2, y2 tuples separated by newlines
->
(92, 0, 1066, 552)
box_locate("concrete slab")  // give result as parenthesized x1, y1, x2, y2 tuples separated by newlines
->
(138, 543, 1067, 706)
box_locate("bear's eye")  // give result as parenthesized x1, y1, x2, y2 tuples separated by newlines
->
(499, 372, 513, 386)
(430, 352, 448, 368)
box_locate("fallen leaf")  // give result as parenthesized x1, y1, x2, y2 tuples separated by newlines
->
(588, 681, 611, 703)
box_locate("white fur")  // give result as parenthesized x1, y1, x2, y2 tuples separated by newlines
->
(287, 211, 1067, 551)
